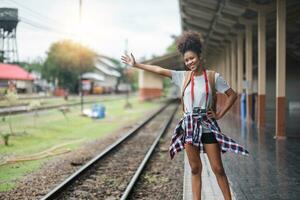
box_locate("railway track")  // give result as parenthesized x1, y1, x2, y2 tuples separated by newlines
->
(41, 100, 178, 200)
(0, 95, 126, 116)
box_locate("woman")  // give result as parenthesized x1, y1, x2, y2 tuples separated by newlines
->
(121, 31, 249, 200)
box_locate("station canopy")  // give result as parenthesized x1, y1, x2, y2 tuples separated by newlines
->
(142, 0, 300, 70)
(179, 0, 300, 60)
(143, 52, 182, 70)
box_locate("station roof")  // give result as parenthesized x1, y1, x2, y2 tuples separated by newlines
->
(0, 63, 34, 80)
(81, 72, 105, 81)
(95, 64, 121, 77)
(95, 55, 121, 77)
(143, 52, 183, 70)
(179, 0, 300, 60)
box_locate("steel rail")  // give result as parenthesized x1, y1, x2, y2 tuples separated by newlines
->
(41, 100, 174, 200)
(120, 104, 178, 200)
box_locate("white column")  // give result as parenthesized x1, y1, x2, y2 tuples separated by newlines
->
(245, 23, 253, 122)
(258, 9, 267, 128)
(221, 52, 225, 76)
(275, 0, 286, 138)
(237, 32, 244, 94)
(226, 44, 231, 86)
(231, 39, 237, 91)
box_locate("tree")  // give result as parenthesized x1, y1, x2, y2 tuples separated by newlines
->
(166, 35, 177, 54)
(1, 89, 18, 146)
(107, 58, 126, 93)
(0, 50, 4, 63)
(42, 40, 96, 92)
(108, 58, 138, 93)
(21, 57, 44, 73)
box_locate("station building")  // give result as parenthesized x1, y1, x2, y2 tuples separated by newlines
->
(0, 63, 35, 94)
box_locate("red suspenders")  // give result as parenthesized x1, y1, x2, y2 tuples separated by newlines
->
(190, 69, 209, 109)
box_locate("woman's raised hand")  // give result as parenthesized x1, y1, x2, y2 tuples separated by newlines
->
(121, 53, 136, 67)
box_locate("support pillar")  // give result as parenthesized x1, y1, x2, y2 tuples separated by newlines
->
(237, 32, 244, 118)
(245, 23, 253, 123)
(221, 52, 225, 77)
(231, 39, 237, 91)
(139, 70, 163, 101)
(275, 0, 286, 139)
(225, 44, 231, 86)
(230, 39, 237, 114)
(258, 9, 267, 128)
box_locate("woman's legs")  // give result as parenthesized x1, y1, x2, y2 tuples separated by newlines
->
(204, 143, 232, 200)
(185, 144, 202, 200)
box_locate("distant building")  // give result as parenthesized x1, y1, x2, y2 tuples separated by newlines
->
(139, 52, 181, 101)
(81, 72, 105, 94)
(30, 71, 54, 94)
(81, 55, 121, 94)
(0, 63, 35, 94)
(94, 56, 121, 93)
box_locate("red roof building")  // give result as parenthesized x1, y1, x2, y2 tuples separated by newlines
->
(0, 63, 34, 80)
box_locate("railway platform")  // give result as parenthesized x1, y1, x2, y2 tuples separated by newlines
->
(183, 112, 300, 200)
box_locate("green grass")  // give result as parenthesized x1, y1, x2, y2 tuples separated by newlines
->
(0, 160, 42, 192)
(0, 94, 114, 108)
(0, 97, 162, 192)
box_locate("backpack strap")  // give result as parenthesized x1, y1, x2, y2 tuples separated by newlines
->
(181, 71, 192, 112)
(207, 70, 217, 112)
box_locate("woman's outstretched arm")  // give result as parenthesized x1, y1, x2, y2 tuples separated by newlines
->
(121, 53, 172, 78)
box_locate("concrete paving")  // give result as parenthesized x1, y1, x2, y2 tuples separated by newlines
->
(183, 111, 300, 200)
(183, 153, 236, 200)
(218, 113, 300, 200)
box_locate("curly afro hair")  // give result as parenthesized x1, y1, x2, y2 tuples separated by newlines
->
(176, 31, 203, 55)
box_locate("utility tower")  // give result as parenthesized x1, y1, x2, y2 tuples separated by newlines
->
(0, 8, 19, 63)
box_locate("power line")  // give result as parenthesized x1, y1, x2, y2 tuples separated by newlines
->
(3, 0, 80, 38)
(5, 0, 66, 29)
(19, 16, 77, 37)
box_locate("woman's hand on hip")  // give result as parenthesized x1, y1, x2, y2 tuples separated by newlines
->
(207, 109, 222, 120)
(121, 53, 136, 67)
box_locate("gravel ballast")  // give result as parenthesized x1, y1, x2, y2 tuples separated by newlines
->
(0, 104, 185, 200)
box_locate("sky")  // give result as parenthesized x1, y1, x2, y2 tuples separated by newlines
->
(0, 0, 181, 62)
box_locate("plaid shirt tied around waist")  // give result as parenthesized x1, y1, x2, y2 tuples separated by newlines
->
(169, 112, 250, 159)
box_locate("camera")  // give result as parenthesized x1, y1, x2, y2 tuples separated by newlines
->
(192, 107, 206, 115)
